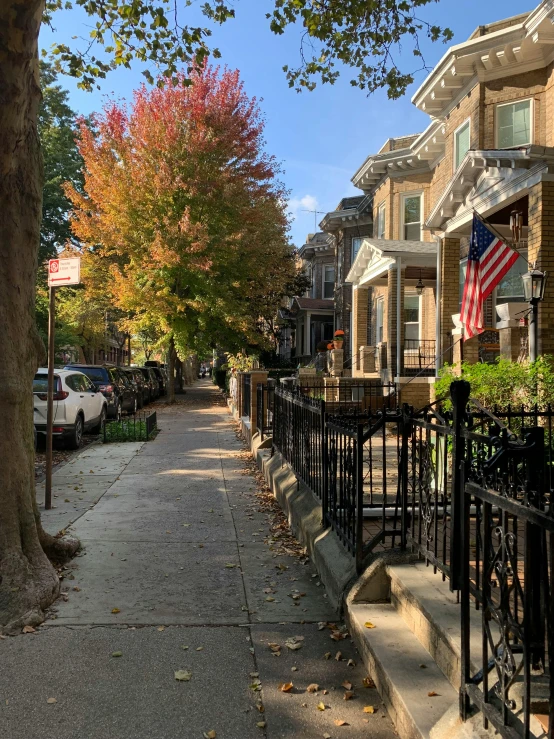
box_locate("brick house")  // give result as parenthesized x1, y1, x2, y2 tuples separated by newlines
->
(345, 2, 554, 405)
(288, 231, 336, 362)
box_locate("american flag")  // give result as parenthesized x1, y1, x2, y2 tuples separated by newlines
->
(460, 214, 519, 340)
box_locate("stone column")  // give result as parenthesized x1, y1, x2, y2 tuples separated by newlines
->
(527, 180, 554, 356)
(360, 346, 376, 374)
(462, 336, 480, 365)
(439, 237, 461, 367)
(249, 371, 269, 431)
(352, 285, 369, 376)
(386, 264, 405, 378)
(498, 323, 523, 362)
(328, 349, 343, 377)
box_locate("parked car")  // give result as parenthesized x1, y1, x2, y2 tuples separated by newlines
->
(136, 366, 157, 403)
(147, 367, 160, 400)
(150, 366, 167, 396)
(123, 367, 149, 408)
(33, 368, 107, 449)
(64, 364, 137, 418)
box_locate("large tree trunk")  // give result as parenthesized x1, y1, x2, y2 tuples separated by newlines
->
(0, 1, 78, 632)
(167, 334, 176, 403)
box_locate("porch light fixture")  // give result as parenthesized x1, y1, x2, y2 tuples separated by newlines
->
(415, 271, 425, 296)
(522, 265, 547, 362)
(510, 209, 524, 245)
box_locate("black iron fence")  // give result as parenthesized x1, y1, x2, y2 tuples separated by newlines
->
(256, 383, 274, 441)
(103, 410, 157, 442)
(242, 374, 251, 418)
(268, 380, 554, 738)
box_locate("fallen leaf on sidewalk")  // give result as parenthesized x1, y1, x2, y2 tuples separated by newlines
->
(363, 676, 376, 688)
(279, 682, 293, 693)
(111, 651, 123, 658)
(343, 691, 354, 701)
(157, 626, 165, 632)
(364, 622, 376, 629)
(335, 651, 342, 661)
(324, 652, 331, 660)
(46, 698, 57, 704)
(306, 684, 319, 693)
(174, 670, 192, 681)
(317, 702, 326, 711)
(334, 719, 348, 726)
(285, 637, 302, 651)
(363, 706, 375, 714)
(203, 731, 216, 738)
(323, 734, 331, 739)
(318, 622, 327, 630)
(22, 626, 35, 634)
(225, 563, 236, 568)
(256, 722, 266, 729)
(428, 691, 439, 697)
(196, 646, 204, 651)
(341, 681, 352, 690)
(111, 608, 120, 614)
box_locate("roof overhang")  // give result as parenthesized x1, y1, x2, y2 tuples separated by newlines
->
(426, 145, 554, 232)
(346, 239, 438, 287)
(412, 3, 554, 117)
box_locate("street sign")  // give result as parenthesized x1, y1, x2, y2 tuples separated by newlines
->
(48, 257, 81, 287)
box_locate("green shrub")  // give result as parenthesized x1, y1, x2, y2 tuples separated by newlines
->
(436, 356, 554, 409)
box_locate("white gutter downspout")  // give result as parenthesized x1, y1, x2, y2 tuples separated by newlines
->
(396, 256, 402, 381)
(435, 236, 442, 378)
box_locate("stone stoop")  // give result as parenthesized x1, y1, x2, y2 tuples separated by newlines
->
(345, 561, 482, 739)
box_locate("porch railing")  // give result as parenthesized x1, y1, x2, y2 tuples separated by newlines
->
(403, 339, 437, 376)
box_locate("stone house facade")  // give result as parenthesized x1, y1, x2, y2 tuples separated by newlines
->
(344, 2, 554, 405)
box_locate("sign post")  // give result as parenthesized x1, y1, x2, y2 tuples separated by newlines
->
(44, 258, 81, 510)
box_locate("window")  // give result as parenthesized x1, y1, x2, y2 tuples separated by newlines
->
(377, 202, 386, 239)
(323, 265, 335, 299)
(454, 120, 470, 170)
(376, 298, 384, 344)
(402, 194, 422, 240)
(404, 295, 420, 342)
(496, 255, 527, 303)
(459, 259, 467, 307)
(352, 237, 363, 263)
(497, 100, 532, 148)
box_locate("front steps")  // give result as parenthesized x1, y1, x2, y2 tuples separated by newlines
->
(345, 560, 545, 739)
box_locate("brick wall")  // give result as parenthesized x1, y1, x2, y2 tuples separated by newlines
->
(528, 179, 554, 355)
(440, 237, 461, 360)
(372, 173, 434, 242)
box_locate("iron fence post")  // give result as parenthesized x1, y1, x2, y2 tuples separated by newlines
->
(355, 421, 364, 573)
(321, 399, 328, 526)
(400, 403, 412, 551)
(449, 379, 471, 592)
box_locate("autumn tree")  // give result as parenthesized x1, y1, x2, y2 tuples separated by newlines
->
(0, 0, 450, 629)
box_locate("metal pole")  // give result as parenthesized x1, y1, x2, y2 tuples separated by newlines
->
(529, 300, 538, 362)
(45, 286, 56, 510)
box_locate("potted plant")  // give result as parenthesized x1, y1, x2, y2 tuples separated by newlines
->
(333, 330, 345, 350)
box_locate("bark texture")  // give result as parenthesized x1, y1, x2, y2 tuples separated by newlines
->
(167, 335, 176, 403)
(0, 1, 78, 632)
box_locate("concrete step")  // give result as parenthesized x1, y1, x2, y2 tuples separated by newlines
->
(348, 602, 457, 739)
(387, 562, 482, 690)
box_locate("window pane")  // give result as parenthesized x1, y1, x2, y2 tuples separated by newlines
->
(459, 259, 467, 306)
(498, 101, 531, 148)
(404, 196, 421, 224)
(513, 101, 531, 145)
(404, 296, 419, 323)
(455, 122, 470, 169)
(405, 222, 421, 240)
(377, 205, 386, 238)
(352, 237, 362, 261)
(376, 299, 384, 343)
(405, 323, 419, 341)
(497, 255, 527, 299)
(324, 265, 335, 282)
(323, 282, 334, 298)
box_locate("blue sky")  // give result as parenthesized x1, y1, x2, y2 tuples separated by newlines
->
(41, 0, 536, 247)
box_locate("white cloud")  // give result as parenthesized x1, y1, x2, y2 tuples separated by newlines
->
(288, 194, 319, 221)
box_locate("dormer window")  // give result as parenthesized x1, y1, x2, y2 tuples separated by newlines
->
(496, 99, 532, 149)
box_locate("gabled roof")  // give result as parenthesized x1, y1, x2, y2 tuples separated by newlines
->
(319, 193, 373, 232)
(298, 231, 334, 258)
(346, 239, 437, 286)
(292, 297, 335, 312)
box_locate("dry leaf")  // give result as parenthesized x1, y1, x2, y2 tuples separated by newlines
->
(324, 652, 332, 660)
(174, 670, 192, 682)
(279, 682, 293, 693)
(428, 691, 439, 697)
(157, 626, 165, 632)
(196, 647, 204, 651)
(46, 697, 57, 704)
(317, 702, 326, 711)
(22, 625, 35, 634)
(335, 651, 342, 661)
(256, 722, 266, 729)
(364, 622, 376, 629)
(347, 659, 355, 667)
(225, 563, 236, 569)
(318, 622, 327, 631)
(363, 705, 375, 714)
(111, 651, 123, 658)
(323, 734, 331, 739)
(306, 684, 319, 693)
(203, 732, 217, 739)
(111, 608, 120, 614)
(343, 691, 354, 701)
(363, 676, 376, 688)
(342, 681, 352, 690)
(265, 597, 275, 602)
(334, 719, 348, 726)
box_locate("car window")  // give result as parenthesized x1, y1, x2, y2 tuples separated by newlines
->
(78, 375, 94, 392)
(119, 371, 131, 387)
(33, 374, 50, 393)
(70, 367, 107, 384)
(108, 368, 119, 383)
(65, 375, 81, 392)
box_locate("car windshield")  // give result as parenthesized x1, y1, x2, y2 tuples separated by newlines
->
(33, 374, 59, 393)
(71, 367, 107, 383)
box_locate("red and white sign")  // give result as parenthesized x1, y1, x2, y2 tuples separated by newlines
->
(48, 258, 81, 287)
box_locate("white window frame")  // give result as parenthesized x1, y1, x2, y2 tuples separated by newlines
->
(377, 201, 386, 239)
(375, 297, 384, 344)
(352, 236, 363, 264)
(322, 264, 335, 299)
(453, 118, 470, 171)
(400, 192, 424, 241)
(495, 97, 534, 149)
(404, 292, 422, 347)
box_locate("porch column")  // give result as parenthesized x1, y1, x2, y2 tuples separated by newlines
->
(386, 262, 405, 378)
(305, 313, 311, 356)
(352, 285, 369, 376)
(528, 180, 554, 356)
(249, 370, 268, 431)
(439, 236, 461, 366)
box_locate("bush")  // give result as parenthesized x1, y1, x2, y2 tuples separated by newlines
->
(436, 356, 554, 409)
(213, 368, 226, 389)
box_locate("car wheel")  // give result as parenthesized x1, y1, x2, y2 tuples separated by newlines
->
(68, 415, 83, 450)
(91, 406, 106, 435)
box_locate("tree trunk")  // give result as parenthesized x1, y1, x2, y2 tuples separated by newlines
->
(167, 334, 176, 404)
(0, 2, 78, 632)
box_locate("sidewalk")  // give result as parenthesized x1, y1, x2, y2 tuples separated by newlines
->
(1, 381, 396, 739)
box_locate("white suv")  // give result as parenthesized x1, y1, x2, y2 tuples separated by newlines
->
(33, 368, 108, 449)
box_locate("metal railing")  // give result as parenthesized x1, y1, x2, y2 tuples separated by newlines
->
(403, 339, 437, 376)
(103, 410, 157, 442)
(256, 383, 275, 441)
